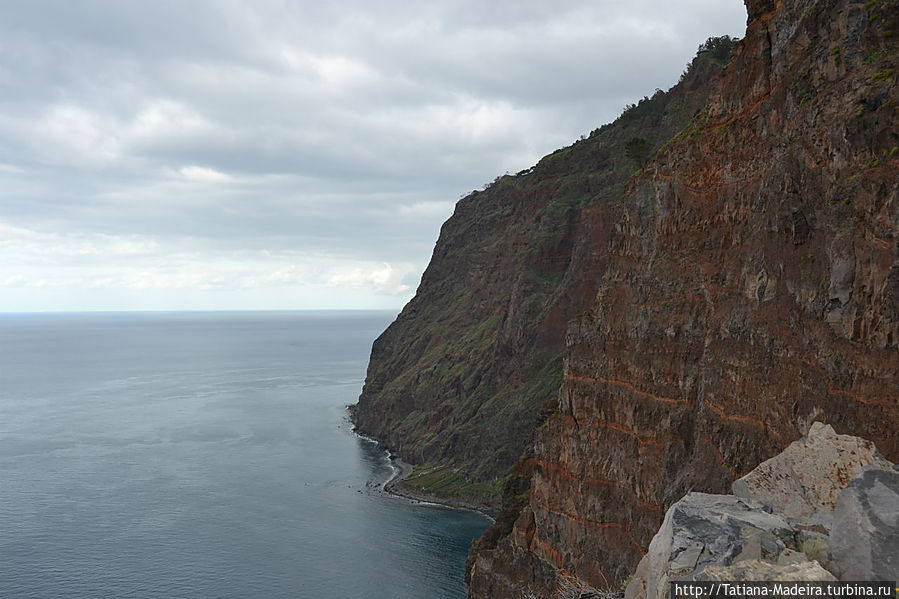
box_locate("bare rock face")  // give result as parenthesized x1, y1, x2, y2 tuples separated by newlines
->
(732, 422, 893, 529)
(829, 466, 899, 581)
(354, 20, 723, 505)
(624, 427, 895, 598)
(349, 0, 899, 590)
(624, 493, 797, 599)
(470, 0, 898, 593)
(744, 0, 777, 22)
(694, 559, 837, 582)
(352, 0, 898, 590)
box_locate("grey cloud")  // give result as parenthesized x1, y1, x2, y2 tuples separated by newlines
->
(0, 0, 747, 310)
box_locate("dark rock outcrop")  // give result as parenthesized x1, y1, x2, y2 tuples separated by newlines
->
(830, 466, 899, 581)
(628, 492, 799, 599)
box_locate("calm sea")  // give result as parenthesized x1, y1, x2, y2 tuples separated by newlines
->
(0, 311, 489, 598)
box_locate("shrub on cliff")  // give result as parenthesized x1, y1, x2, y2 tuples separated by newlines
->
(680, 35, 737, 82)
(624, 137, 651, 168)
(699, 35, 737, 66)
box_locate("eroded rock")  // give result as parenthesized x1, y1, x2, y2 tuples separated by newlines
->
(625, 493, 797, 599)
(694, 559, 836, 582)
(829, 466, 899, 581)
(731, 422, 892, 530)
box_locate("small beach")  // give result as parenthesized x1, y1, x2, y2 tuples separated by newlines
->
(358, 437, 499, 521)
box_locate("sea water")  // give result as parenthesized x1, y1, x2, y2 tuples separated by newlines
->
(0, 311, 490, 598)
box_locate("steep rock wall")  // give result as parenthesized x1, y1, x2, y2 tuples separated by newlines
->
(469, 0, 898, 595)
(354, 54, 723, 502)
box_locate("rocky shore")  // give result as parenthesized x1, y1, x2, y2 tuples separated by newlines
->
(355, 430, 499, 520)
(382, 455, 499, 519)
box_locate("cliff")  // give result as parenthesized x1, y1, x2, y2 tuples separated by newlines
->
(356, 0, 898, 594)
(355, 45, 726, 504)
(470, 0, 898, 595)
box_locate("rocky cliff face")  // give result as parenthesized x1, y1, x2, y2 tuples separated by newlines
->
(354, 48, 724, 503)
(469, 0, 898, 596)
(356, 0, 897, 594)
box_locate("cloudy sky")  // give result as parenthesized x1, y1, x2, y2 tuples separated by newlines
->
(0, 1, 747, 312)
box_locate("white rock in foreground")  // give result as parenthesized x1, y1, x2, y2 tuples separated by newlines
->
(731, 422, 892, 530)
(694, 559, 837, 581)
(624, 422, 896, 599)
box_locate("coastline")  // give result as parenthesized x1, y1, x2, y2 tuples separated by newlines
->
(381, 453, 498, 520)
(350, 415, 497, 520)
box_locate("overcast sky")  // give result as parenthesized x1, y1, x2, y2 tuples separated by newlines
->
(0, 1, 747, 312)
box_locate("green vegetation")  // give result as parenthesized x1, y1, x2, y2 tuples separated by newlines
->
(678, 35, 736, 83)
(616, 88, 669, 127)
(667, 109, 710, 147)
(548, 173, 593, 213)
(864, 48, 896, 63)
(522, 352, 565, 404)
(872, 67, 895, 81)
(624, 137, 651, 168)
(400, 465, 505, 503)
(699, 35, 737, 67)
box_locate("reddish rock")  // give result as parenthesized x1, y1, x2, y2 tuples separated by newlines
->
(354, 34, 724, 501)
(469, 0, 898, 594)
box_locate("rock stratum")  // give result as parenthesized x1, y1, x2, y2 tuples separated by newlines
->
(355, 0, 898, 595)
(354, 40, 726, 503)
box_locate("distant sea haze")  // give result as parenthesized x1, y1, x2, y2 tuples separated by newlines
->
(0, 311, 489, 599)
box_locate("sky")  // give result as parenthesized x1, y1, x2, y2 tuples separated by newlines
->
(0, 1, 747, 312)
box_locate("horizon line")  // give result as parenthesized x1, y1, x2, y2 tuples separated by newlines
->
(0, 308, 401, 316)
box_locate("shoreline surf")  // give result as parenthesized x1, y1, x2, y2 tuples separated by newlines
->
(350, 417, 497, 521)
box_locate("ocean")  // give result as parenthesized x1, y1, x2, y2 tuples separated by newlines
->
(0, 311, 490, 598)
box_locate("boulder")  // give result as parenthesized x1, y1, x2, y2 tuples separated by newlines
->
(731, 422, 892, 530)
(625, 425, 897, 599)
(624, 493, 797, 599)
(694, 559, 837, 581)
(829, 466, 899, 581)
